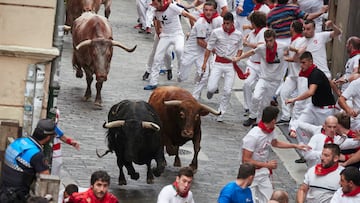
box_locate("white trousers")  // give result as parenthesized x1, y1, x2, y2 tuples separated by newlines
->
(207, 62, 235, 115)
(149, 34, 184, 85)
(146, 34, 173, 73)
(293, 103, 338, 144)
(51, 154, 62, 176)
(136, 0, 153, 29)
(192, 57, 213, 100)
(178, 48, 204, 82)
(251, 172, 273, 203)
(351, 117, 360, 131)
(243, 61, 260, 110)
(249, 78, 281, 120)
(279, 76, 309, 120)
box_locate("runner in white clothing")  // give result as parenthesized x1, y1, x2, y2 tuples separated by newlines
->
(234, 29, 292, 126)
(293, 0, 324, 33)
(184, 0, 229, 17)
(242, 106, 310, 203)
(177, 1, 223, 99)
(135, 0, 154, 33)
(302, 116, 360, 168)
(157, 166, 195, 203)
(144, 0, 196, 90)
(279, 21, 309, 125)
(297, 143, 343, 203)
(302, 19, 342, 79)
(334, 36, 360, 93)
(338, 78, 360, 130)
(241, 11, 267, 116)
(330, 166, 360, 203)
(201, 12, 243, 122)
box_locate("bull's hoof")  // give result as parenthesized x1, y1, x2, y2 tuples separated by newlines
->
(152, 167, 164, 177)
(146, 178, 154, 184)
(82, 96, 91, 102)
(94, 101, 103, 109)
(130, 172, 140, 180)
(189, 164, 198, 174)
(118, 179, 127, 185)
(76, 70, 83, 78)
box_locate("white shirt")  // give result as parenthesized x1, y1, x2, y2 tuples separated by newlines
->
(155, 3, 184, 37)
(342, 78, 360, 112)
(287, 37, 306, 77)
(207, 27, 243, 58)
(254, 42, 288, 81)
(330, 187, 360, 203)
(247, 27, 267, 63)
(157, 184, 195, 203)
(184, 15, 223, 53)
(342, 54, 360, 91)
(257, 4, 270, 15)
(304, 133, 360, 167)
(304, 32, 332, 78)
(342, 78, 360, 127)
(242, 126, 276, 176)
(303, 165, 343, 203)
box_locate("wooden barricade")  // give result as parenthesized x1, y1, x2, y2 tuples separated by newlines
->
(34, 174, 60, 203)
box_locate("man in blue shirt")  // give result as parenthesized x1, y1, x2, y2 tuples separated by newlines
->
(0, 119, 56, 203)
(218, 163, 255, 203)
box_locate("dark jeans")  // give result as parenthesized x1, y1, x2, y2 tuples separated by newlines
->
(0, 187, 28, 203)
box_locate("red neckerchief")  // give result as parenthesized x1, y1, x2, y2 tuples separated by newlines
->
(173, 181, 188, 198)
(222, 24, 235, 35)
(350, 50, 360, 58)
(266, 41, 277, 63)
(268, 4, 276, 9)
(324, 135, 334, 144)
(314, 163, 339, 176)
(254, 27, 261, 35)
(199, 12, 219, 23)
(253, 3, 262, 11)
(347, 130, 357, 138)
(258, 120, 274, 134)
(343, 186, 360, 197)
(158, 0, 170, 11)
(299, 64, 316, 78)
(291, 33, 303, 42)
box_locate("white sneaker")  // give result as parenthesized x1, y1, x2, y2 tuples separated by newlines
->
(216, 115, 224, 122)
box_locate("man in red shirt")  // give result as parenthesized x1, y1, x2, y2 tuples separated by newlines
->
(68, 170, 118, 203)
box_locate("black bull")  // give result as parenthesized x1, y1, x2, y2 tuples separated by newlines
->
(98, 100, 165, 185)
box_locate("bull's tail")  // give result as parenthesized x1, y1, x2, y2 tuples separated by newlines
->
(96, 148, 112, 158)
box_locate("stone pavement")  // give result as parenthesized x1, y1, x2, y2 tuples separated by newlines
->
(56, 0, 306, 202)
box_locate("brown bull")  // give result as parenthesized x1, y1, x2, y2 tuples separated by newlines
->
(148, 86, 221, 172)
(72, 12, 136, 107)
(65, 0, 112, 28)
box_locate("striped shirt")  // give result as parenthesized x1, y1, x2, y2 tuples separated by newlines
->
(267, 4, 308, 38)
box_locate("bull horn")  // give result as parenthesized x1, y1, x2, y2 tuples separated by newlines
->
(96, 148, 112, 158)
(200, 103, 221, 115)
(111, 41, 137, 52)
(63, 25, 71, 31)
(103, 120, 125, 128)
(164, 100, 182, 106)
(75, 39, 92, 50)
(142, 121, 160, 131)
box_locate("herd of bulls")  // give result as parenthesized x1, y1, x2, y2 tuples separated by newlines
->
(64, 1, 221, 185)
